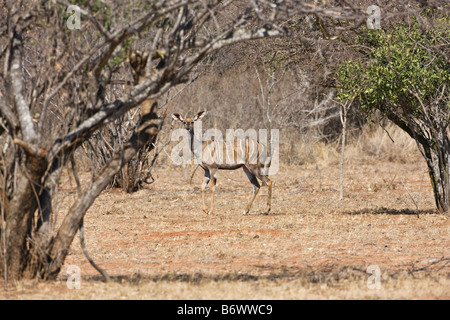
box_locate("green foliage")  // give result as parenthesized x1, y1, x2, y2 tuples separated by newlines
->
(110, 36, 138, 67)
(336, 19, 450, 120)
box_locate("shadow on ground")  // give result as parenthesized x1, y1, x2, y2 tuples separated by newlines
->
(344, 207, 438, 216)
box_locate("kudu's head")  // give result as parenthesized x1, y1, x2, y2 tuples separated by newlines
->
(172, 111, 207, 135)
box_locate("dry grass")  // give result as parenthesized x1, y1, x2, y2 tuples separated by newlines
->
(1, 271, 448, 300)
(1, 151, 448, 299)
(279, 123, 422, 167)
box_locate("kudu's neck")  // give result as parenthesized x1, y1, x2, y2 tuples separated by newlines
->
(188, 127, 202, 161)
(188, 128, 195, 152)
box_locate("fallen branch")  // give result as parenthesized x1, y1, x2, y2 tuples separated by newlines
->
(79, 217, 111, 282)
(410, 257, 450, 274)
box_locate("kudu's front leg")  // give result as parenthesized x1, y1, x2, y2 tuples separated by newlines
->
(208, 169, 217, 215)
(201, 170, 210, 214)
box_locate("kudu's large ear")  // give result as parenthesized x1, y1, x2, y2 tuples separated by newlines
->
(172, 113, 184, 122)
(193, 111, 207, 121)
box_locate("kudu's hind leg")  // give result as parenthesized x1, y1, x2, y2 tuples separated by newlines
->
(260, 175, 272, 214)
(243, 166, 260, 215)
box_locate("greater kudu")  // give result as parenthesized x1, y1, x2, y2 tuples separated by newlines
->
(172, 111, 272, 215)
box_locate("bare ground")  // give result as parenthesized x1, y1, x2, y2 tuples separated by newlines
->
(1, 161, 449, 299)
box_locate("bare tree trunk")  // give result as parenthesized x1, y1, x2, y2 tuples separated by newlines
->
(339, 101, 350, 200)
(4, 146, 48, 279)
(386, 106, 449, 215)
(424, 142, 450, 214)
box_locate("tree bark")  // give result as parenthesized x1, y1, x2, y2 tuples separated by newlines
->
(4, 148, 47, 279)
(424, 142, 449, 214)
(339, 102, 350, 201)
